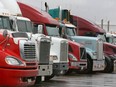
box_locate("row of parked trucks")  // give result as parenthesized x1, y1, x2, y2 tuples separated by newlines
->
(0, 0, 116, 86)
(18, 2, 88, 74)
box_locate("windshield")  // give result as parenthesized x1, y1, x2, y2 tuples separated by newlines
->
(97, 34, 106, 42)
(66, 27, 76, 36)
(113, 37, 116, 44)
(106, 36, 116, 44)
(46, 25, 60, 36)
(0, 16, 11, 30)
(106, 36, 113, 43)
(17, 20, 33, 32)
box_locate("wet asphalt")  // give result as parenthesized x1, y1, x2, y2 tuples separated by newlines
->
(33, 73, 116, 87)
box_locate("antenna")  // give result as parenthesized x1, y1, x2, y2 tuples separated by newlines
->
(59, 6, 62, 21)
(101, 19, 103, 29)
(41, 0, 42, 11)
(45, 2, 49, 12)
(107, 20, 110, 32)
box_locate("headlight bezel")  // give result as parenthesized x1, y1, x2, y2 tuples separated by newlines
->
(5, 56, 25, 66)
(68, 53, 77, 61)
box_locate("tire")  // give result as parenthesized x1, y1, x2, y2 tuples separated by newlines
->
(65, 69, 73, 75)
(44, 74, 54, 81)
(104, 56, 113, 73)
(79, 55, 92, 74)
(84, 57, 93, 74)
(35, 76, 41, 84)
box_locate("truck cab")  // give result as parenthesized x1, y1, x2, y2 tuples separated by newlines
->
(68, 40, 87, 73)
(0, 3, 38, 86)
(70, 15, 116, 73)
(59, 22, 105, 73)
(36, 23, 87, 73)
(10, 16, 53, 82)
(106, 33, 116, 45)
(33, 23, 69, 77)
(0, 0, 53, 83)
(17, 2, 69, 79)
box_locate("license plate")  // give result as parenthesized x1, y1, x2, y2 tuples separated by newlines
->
(28, 79, 32, 83)
(42, 76, 45, 81)
(71, 62, 77, 66)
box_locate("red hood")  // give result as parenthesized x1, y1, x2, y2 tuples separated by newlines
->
(68, 40, 80, 61)
(18, 2, 59, 25)
(68, 40, 80, 47)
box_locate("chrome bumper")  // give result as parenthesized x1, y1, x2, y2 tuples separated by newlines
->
(53, 63, 69, 75)
(38, 64, 53, 76)
(113, 60, 116, 72)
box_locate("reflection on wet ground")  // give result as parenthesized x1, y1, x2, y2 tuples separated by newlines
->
(34, 73, 116, 87)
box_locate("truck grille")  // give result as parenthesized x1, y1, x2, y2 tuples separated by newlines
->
(24, 43, 36, 60)
(60, 42, 68, 61)
(80, 47, 87, 59)
(97, 40, 103, 60)
(39, 41, 50, 64)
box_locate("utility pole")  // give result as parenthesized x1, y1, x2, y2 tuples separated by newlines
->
(45, 2, 49, 12)
(107, 20, 110, 32)
(101, 19, 103, 29)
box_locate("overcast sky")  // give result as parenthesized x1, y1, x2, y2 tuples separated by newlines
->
(18, 0, 116, 25)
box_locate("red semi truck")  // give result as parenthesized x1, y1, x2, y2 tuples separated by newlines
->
(1, 0, 53, 82)
(0, 3, 38, 86)
(18, 2, 87, 74)
(67, 40, 87, 73)
(70, 15, 116, 73)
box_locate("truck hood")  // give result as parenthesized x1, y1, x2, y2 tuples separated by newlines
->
(70, 36, 98, 53)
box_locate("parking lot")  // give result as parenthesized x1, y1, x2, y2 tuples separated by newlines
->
(34, 73, 116, 87)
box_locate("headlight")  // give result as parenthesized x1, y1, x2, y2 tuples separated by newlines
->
(50, 55, 58, 61)
(68, 53, 77, 61)
(92, 52, 97, 55)
(5, 57, 25, 66)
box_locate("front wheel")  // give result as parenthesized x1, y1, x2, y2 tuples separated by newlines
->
(44, 74, 55, 81)
(83, 58, 92, 74)
(65, 69, 73, 75)
(103, 56, 113, 73)
(35, 76, 41, 84)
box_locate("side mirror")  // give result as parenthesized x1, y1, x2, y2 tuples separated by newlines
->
(3, 30, 8, 37)
(38, 25, 43, 34)
(9, 17, 17, 31)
